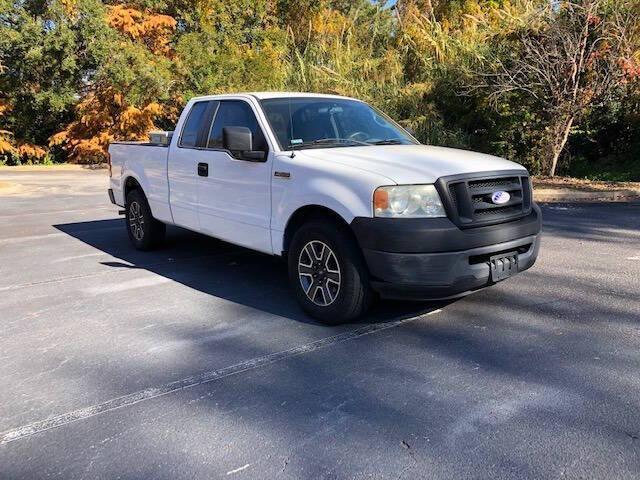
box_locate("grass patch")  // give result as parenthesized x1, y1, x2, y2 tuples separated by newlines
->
(567, 156, 640, 182)
(533, 176, 640, 191)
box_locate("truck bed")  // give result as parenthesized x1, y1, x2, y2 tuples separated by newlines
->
(108, 142, 171, 222)
(110, 141, 169, 147)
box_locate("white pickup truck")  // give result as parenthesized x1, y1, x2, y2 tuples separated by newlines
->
(108, 92, 541, 324)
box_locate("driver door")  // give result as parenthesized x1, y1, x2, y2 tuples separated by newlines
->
(197, 99, 273, 254)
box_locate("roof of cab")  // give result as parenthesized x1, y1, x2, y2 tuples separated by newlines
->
(189, 92, 360, 102)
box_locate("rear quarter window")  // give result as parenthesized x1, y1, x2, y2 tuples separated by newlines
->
(180, 101, 209, 148)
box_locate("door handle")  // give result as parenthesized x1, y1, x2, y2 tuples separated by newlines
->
(197, 163, 208, 177)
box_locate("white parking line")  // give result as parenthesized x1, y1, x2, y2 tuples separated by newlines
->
(227, 464, 251, 475)
(0, 309, 441, 445)
(51, 252, 106, 263)
(0, 226, 121, 245)
(0, 253, 227, 292)
(83, 276, 172, 295)
(0, 206, 114, 219)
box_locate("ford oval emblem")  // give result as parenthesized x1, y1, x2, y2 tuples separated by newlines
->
(491, 191, 510, 205)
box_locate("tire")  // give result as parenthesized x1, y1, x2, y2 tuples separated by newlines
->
(288, 220, 372, 325)
(125, 189, 166, 251)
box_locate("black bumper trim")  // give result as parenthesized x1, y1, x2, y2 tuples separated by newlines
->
(365, 235, 541, 301)
(108, 188, 116, 205)
(351, 203, 542, 254)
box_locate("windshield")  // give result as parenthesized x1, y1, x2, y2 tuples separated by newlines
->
(260, 97, 418, 150)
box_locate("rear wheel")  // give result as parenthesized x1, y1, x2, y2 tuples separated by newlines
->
(288, 220, 372, 325)
(125, 189, 165, 250)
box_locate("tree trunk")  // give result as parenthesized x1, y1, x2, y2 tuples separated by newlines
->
(549, 116, 575, 177)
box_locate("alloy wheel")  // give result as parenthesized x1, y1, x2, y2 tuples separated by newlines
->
(298, 240, 341, 306)
(128, 201, 145, 241)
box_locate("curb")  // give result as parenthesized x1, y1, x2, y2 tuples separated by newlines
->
(534, 188, 640, 203)
(0, 164, 108, 172)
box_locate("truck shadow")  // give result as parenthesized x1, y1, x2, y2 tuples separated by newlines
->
(53, 218, 445, 325)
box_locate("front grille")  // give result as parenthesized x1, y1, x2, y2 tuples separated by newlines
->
(437, 171, 532, 228)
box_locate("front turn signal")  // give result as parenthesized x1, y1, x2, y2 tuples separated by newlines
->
(373, 188, 389, 211)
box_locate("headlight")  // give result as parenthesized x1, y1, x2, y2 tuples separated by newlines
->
(374, 185, 446, 218)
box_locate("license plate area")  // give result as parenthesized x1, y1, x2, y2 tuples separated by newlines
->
(489, 251, 519, 282)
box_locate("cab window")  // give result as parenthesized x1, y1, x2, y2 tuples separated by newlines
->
(207, 100, 267, 152)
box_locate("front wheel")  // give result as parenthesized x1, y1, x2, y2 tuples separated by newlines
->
(288, 220, 372, 325)
(125, 189, 166, 251)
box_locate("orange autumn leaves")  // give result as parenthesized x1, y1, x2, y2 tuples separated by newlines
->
(50, 5, 175, 163)
(50, 89, 164, 163)
(0, 99, 48, 162)
(0, 99, 12, 155)
(107, 5, 176, 56)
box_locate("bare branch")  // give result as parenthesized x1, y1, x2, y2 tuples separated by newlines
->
(462, 0, 639, 175)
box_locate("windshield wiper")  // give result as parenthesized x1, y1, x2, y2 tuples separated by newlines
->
(371, 138, 404, 145)
(290, 138, 370, 150)
(316, 138, 372, 146)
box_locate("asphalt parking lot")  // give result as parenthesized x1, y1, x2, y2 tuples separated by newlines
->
(0, 168, 639, 479)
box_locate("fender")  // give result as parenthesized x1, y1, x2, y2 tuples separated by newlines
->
(121, 164, 173, 224)
(271, 176, 375, 255)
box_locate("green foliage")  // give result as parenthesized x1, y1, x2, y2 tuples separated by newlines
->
(174, 0, 289, 99)
(0, 0, 638, 178)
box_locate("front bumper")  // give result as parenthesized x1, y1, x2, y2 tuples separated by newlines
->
(351, 205, 542, 301)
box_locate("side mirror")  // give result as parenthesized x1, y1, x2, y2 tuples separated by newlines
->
(405, 126, 416, 136)
(223, 126, 252, 151)
(222, 126, 267, 162)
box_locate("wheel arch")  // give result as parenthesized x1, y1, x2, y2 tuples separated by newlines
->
(123, 176, 143, 201)
(282, 205, 356, 256)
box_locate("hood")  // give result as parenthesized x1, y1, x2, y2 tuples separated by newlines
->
(298, 144, 527, 184)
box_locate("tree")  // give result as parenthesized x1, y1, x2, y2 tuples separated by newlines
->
(285, 2, 401, 104)
(471, 0, 639, 176)
(50, 2, 176, 163)
(0, 0, 638, 174)
(391, 0, 539, 150)
(174, 0, 289, 100)
(0, 0, 120, 163)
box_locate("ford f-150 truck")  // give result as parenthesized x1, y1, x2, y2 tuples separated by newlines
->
(108, 92, 541, 324)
